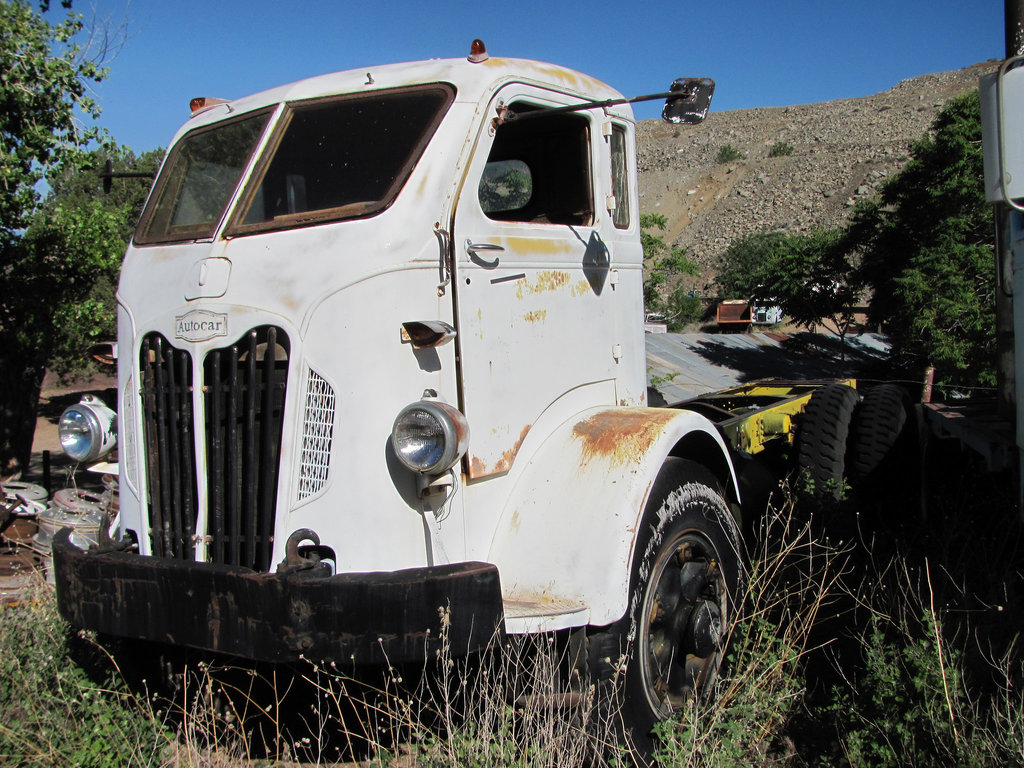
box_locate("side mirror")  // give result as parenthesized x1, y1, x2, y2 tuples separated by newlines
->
(662, 78, 715, 125)
(981, 57, 1024, 208)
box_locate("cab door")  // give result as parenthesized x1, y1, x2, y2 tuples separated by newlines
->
(452, 85, 622, 480)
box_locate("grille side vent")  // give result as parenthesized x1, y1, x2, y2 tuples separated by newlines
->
(297, 368, 336, 501)
(203, 326, 290, 572)
(140, 334, 199, 559)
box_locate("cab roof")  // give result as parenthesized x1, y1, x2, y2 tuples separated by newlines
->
(182, 54, 631, 136)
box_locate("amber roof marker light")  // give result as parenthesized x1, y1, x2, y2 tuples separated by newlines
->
(189, 96, 230, 115)
(468, 39, 488, 63)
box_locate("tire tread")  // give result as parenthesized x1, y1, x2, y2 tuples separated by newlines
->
(796, 383, 860, 498)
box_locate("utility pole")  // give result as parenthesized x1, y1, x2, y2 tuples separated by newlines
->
(997, 0, 1024, 417)
(1008, 0, 1024, 57)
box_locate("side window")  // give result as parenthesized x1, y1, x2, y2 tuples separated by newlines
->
(478, 106, 592, 225)
(610, 124, 630, 229)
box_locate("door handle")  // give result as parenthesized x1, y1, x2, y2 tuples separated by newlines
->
(466, 239, 503, 267)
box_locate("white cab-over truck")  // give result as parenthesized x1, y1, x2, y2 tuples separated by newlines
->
(53, 41, 743, 738)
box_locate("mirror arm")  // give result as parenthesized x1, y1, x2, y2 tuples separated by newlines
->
(505, 91, 685, 119)
(503, 79, 715, 124)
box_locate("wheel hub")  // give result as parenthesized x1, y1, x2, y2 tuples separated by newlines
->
(686, 599, 722, 658)
(640, 532, 729, 714)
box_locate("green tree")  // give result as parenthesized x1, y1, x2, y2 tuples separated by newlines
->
(716, 231, 789, 300)
(21, 146, 161, 374)
(849, 92, 993, 386)
(717, 229, 859, 342)
(0, 1, 128, 474)
(642, 212, 699, 329)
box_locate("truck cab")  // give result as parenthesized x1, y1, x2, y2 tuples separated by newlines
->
(54, 42, 740, 741)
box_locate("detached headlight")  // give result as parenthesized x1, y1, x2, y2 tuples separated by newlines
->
(59, 395, 117, 462)
(391, 399, 469, 475)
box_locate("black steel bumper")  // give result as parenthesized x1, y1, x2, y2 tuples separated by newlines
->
(52, 530, 505, 665)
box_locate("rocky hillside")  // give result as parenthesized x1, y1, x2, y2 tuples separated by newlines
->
(636, 61, 996, 289)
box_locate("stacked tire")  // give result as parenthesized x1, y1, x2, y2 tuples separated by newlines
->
(796, 383, 913, 501)
(796, 383, 860, 500)
(847, 384, 911, 484)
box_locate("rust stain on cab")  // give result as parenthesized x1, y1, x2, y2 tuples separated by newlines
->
(572, 409, 677, 467)
(470, 456, 487, 477)
(492, 424, 531, 474)
(469, 424, 532, 478)
(536, 270, 571, 291)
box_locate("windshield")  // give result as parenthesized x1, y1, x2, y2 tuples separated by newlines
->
(134, 83, 454, 245)
(135, 111, 271, 245)
(228, 84, 454, 235)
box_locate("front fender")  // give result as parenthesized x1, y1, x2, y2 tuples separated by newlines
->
(487, 406, 738, 630)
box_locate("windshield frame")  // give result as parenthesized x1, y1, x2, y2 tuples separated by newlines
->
(224, 82, 456, 238)
(134, 107, 275, 246)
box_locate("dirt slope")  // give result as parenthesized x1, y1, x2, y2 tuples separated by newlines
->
(636, 61, 997, 289)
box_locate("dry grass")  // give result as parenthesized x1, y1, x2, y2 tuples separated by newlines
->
(5, 469, 1024, 767)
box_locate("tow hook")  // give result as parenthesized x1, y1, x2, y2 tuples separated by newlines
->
(276, 528, 325, 574)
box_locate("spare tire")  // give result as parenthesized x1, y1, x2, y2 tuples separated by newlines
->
(796, 383, 860, 500)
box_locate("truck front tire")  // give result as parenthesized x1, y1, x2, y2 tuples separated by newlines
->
(587, 458, 745, 756)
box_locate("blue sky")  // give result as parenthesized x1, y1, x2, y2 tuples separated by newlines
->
(62, 0, 1002, 154)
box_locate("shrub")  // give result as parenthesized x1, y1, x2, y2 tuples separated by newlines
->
(0, 580, 170, 767)
(769, 140, 795, 157)
(8, 455, 1024, 768)
(665, 288, 705, 330)
(654, 496, 845, 767)
(716, 144, 746, 164)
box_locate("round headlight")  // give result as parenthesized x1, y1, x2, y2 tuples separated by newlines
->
(59, 396, 117, 462)
(391, 400, 469, 474)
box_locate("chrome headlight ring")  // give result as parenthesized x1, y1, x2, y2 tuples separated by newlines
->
(58, 395, 117, 463)
(391, 399, 469, 476)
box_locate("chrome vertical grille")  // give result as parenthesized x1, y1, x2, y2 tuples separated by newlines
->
(139, 326, 290, 572)
(203, 326, 289, 572)
(140, 335, 199, 560)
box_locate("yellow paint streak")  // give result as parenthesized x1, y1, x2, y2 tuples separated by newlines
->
(523, 310, 547, 324)
(526, 63, 605, 94)
(515, 270, 572, 300)
(571, 280, 591, 297)
(536, 270, 570, 291)
(572, 409, 677, 468)
(504, 237, 572, 256)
